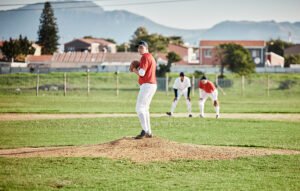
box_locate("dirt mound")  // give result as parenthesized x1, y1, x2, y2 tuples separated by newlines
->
(0, 137, 299, 162)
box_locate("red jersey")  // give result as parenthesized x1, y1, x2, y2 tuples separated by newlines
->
(199, 80, 216, 93)
(138, 53, 157, 85)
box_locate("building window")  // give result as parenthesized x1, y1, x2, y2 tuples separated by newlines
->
(251, 50, 260, 58)
(204, 49, 212, 58)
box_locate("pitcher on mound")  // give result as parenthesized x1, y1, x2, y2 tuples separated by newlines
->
(131, 40, 157, 139)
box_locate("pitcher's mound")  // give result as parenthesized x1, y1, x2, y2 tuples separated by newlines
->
(0, 137, 299, 162)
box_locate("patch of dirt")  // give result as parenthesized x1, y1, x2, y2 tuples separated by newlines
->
(0, 137, 299, 163)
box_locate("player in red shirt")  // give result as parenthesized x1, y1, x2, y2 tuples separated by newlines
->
(198, 76, 220, 118)
(132, 40, 157, 139)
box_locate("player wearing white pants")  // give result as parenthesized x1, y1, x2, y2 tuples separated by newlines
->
(166, 72, 192, 117)
(132, 40, 157, 139)
(136, 83, 157, 136)
(198, 76, 220, 118)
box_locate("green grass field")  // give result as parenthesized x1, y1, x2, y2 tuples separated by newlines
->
(0, 117, 300, 190)
(0, 72, 300, 190)
(0, 72, 300, 113)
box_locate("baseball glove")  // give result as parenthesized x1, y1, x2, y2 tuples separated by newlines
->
(129, 60, 140, 72)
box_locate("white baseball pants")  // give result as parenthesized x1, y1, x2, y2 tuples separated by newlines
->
(136, 83, 157, 135)
(170, 89, 192, 115)
(199, 90, 220, 116)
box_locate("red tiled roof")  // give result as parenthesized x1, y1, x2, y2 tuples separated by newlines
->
(26, 55, 52, 63)
(200, 40, 266, 47)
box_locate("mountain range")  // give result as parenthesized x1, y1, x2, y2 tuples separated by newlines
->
(0, 1, 299, 47)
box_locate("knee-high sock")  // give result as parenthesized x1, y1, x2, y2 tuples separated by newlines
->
(199, 100, 205, 115)
(186, 99, 192, 115)
(171, 100, 178, 114)
(145, 111, 151, 134)
(137, 112, 147, 132)
(214, 106, 220, 115)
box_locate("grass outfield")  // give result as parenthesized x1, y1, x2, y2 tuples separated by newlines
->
(0, 91, 300, 113)
(0, 117, 299, 190)
(0, 117, 299, 149)
(0, 72, 299, 113)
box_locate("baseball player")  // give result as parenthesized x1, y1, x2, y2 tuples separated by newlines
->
(132, 40, 157, 139)
(198, 76, 220, 118)
(166, 72, 192, 117)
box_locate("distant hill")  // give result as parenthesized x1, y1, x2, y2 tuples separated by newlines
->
(0, 1, 299, 47)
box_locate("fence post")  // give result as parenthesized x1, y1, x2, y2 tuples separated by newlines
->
(116, 71, 119, 96)
(165, 73, 169, 95)
(241, 75, 245, 96)
(87, 69, 90, 96)
(192, 75, 195, 96)
(36, 72, 39, 96)
(64, 72, 67, 96)
(267, 75, 270, 97)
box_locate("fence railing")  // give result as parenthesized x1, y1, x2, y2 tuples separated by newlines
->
(0, 72, 299, 98)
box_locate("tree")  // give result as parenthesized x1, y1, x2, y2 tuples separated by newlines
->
(284, 55, 300, 67)
(168, 36, 184, 45)
(267, 39, 293, 57)
(217, 43, 255, 76)
(157, 51, 181, 77)
(37, 2, 59, 54)
(1, 35, 35, 62)
(129, 27, 169, 54)
(129, 27, 149, 51)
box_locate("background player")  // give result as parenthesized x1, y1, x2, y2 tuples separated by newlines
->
(198, 76, 220, 118)
(132, 40, 157, 139)
(166, 72, 192, 117)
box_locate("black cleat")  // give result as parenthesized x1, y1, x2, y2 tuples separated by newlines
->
(166, 112, 172, 116)
(135, 130, 146, 139)
(189, 114, 192, 118)
(145, 133, 153, 138)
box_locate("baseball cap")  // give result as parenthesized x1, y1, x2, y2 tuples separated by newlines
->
(201, 76, 207, 80)
(136, 40, 148, 48)
(179, 72, 184, 76)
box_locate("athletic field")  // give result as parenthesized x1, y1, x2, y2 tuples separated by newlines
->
(0, 73, 299, 190)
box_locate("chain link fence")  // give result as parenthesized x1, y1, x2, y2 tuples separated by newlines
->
(0, 72, 299, 97)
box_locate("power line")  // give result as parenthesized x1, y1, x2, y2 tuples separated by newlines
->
(0, 0, 201, 11)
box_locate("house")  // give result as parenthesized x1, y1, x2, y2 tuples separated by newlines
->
(64, 38, 117, 53)
(284, 44, 300, 56)
(157, 43, 199, 65)
(199, 40, 266, 67)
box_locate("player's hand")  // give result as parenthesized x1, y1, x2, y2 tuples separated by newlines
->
(199, 98, 203, 101)
(173, 97, 177, 102)
(213, 100, 218, 107)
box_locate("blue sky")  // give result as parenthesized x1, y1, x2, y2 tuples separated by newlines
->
(1, 0, 300, 29)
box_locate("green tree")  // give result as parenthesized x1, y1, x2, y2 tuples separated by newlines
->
(218, 43, 255, 76)
(117, 43, 130, 52)
(284, 55, 300, 67)
(1, 36, 35, 62)
(37, 2, 59, 54)
(267, 39, 293, 57)
(157, 51, 181, 77)
(168, 36, 184, 45)
(129, 27, 169, 54)
(129, 27, 149, 51)
(1, 38, 20, 62)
